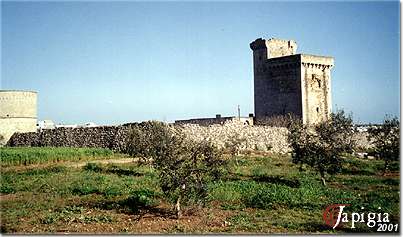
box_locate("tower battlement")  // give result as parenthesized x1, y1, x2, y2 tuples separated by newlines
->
(250, 38, 297, 59)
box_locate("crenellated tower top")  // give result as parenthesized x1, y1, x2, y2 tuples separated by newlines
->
(250, 38, 297, 59)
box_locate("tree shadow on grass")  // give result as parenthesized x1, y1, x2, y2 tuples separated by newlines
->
(224, 172, 300, 188)
(88, 195, 176, 220)
(340, 167, 376, 176)
(84, 163, 147, 176)
(102, 167, 145, 176)
(252, 175, 300, 188)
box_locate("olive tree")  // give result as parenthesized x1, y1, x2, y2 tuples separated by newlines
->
(125, 121, 225, 218)
(367, 116, 399, 175)
(288, 110, 356, 185)
(224, 133, 246, 165)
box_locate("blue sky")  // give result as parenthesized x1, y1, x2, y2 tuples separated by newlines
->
(1, 1, 400, 125)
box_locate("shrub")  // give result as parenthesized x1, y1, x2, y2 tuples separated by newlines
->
(124, 189, 159, 213)
(288, 110, 356, 185)
(125, 121, 226, 218)
(224, 133, 246, 165)
(367, 116, 399, 175)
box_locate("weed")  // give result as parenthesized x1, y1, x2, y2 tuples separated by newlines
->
(228, 212, 256, 230)
(40, 205, 113, 225)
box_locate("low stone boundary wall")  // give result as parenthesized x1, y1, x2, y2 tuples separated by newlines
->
(6, 120, 372, 154)
(7, 125, 131, 152)
(175, 121, 290, 154)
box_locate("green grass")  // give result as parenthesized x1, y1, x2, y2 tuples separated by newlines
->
(0, 148, 399, 234)
(0, 147, 115, 166)
(1, 163, 157, 196)
(207, 155, 399, 233)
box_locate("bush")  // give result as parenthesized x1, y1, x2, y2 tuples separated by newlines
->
(125, 121, 226, 218)
(288, 110, 356, 185)
(124, 189, 159, 213)
(367, 116, 399, 175)
(224, 133, 246, 165)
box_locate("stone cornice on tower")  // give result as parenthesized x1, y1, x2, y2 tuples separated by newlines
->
(301, 54, 334, 69)
(264, 54, 334, 69)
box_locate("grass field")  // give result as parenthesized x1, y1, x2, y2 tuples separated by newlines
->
(0, 147, 115, 167)
(0, 147, 399, 234)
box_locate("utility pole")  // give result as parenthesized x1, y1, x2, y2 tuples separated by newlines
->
(237, 105, 241, 120)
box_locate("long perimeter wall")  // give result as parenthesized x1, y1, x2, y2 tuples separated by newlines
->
(7, 120, 372, 154)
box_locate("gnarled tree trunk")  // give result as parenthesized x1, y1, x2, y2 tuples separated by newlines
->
(320, 170, 326, 186)
(175, 196, 182, 219)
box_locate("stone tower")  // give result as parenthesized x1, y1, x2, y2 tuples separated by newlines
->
(0, 90, 37, 145)
(250, 38, 334, 124)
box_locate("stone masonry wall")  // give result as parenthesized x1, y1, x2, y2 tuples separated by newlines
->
(175, 120, 290, 154)
(0, 118, 37, 146)
(7, 121, 290, 154)
(7, 125, 132, 152)
(174, 117, 234, 126)
(7, 120, 372, 154)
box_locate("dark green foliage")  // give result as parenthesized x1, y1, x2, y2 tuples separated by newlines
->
(124, 121, 226, 218)
(0, 185, 15, 194)
(367, 116, 400, 175)
(288, 110, 356, 185)
(124, 189, 159, 213)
